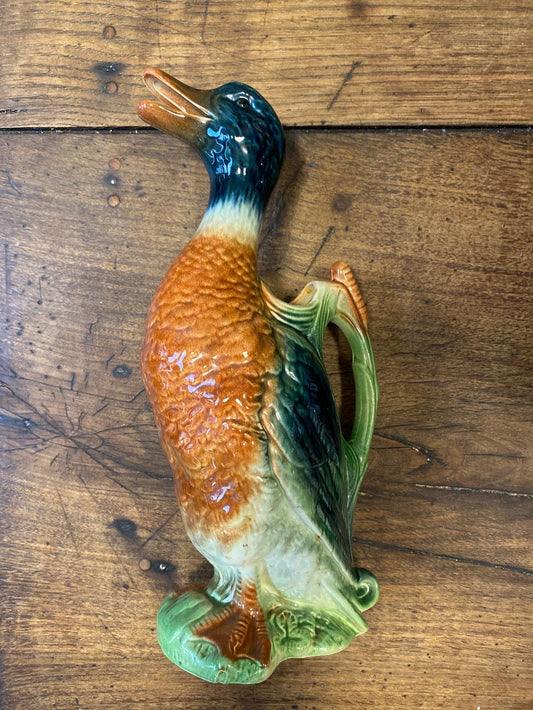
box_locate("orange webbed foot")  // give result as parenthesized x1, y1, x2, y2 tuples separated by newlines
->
(193, 580, 271, 667)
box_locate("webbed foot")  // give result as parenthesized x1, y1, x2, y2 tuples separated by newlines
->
(193, 579, 271, 667)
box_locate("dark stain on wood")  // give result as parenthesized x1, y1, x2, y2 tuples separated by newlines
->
(0, 411, 35, 432)
(92, 62, 126, 76)
(111, 518, 138, 538)
(112, 364, 132, 378)
(104, 173, 120, 188)
(349, 2, 366, 18)
(151, 560, 176, 575)
(332, 193, 353, 212)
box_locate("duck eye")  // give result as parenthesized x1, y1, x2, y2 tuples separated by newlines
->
(235, 96, 251, 109)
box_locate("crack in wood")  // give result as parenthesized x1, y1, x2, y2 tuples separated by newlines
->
(262, 157, 305, 243)
(2, 377, 171, 485)
(200, 0, 211, 43)
(327, 60, 361, 111)
(0, 125, 529, 136)
(465, 451, 525, 460)
(375, 430, 446, 471)
(415, 483, 532, 499)
(3, 242, 10, 313)
(56, 487, 80, 554)
(103, 530, 136, 586)
(353, 537, 533, 577)
(305, 226, 335, 275)
(7, 369, 145, 406)
(1, 380, 142, 494)
(140, 510, 179, 549)
(154, 0, 163, 62)
(262, 0, 271, 29)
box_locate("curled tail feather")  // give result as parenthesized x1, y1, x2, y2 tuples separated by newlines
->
(330, 260, 369, 332)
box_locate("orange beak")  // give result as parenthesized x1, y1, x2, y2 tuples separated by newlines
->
(137, 68, 213, 142)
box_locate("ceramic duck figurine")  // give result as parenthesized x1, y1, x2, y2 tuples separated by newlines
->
(137, 68, 379, 684)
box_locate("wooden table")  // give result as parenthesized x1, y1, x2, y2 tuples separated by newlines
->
(1, 2, 531, 708)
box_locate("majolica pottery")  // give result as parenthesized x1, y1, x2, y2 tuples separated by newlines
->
(137, 68, 379, 684)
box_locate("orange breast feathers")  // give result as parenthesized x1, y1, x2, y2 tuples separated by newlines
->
(140, 234, 277, 528)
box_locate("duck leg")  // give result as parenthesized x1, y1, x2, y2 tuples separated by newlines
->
(193, 578, 271, 667)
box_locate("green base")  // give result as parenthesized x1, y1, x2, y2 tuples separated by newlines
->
(156, 581, 376, 684)
(157, 590, 274, 683)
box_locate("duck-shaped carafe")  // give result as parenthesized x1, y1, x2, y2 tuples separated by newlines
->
(137, 68, 379, 684)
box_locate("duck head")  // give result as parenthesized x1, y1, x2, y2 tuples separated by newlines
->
(138, 68, 285, 213)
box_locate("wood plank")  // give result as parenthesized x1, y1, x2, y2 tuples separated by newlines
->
(0, 1, 531, 128)
(1, 506, 530, 709)
(1, 129, 531, 707)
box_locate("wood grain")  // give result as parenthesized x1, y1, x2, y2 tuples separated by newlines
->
(0, 0, 531, 128)
(1, 129, 531, 708)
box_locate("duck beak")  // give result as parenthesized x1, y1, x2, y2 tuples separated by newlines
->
(137, 68, 213, 144)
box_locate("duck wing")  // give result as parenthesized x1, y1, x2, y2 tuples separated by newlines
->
(260, 316, 353, 567)
(261, 264, 378, 520)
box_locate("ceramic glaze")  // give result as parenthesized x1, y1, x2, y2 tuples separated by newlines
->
(137, 68, 379, 684)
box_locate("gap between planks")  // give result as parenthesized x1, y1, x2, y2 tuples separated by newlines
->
(0, 125, 531, 135)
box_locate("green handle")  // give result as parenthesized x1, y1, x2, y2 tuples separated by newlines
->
(317, 263, 379, 517)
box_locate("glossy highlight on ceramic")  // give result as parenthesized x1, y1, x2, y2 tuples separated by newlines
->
(137, 68, 379, 684)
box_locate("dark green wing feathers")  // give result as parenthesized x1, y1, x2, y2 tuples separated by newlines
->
(261, 320, 353, 566)
(261, 269, 379, 572)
